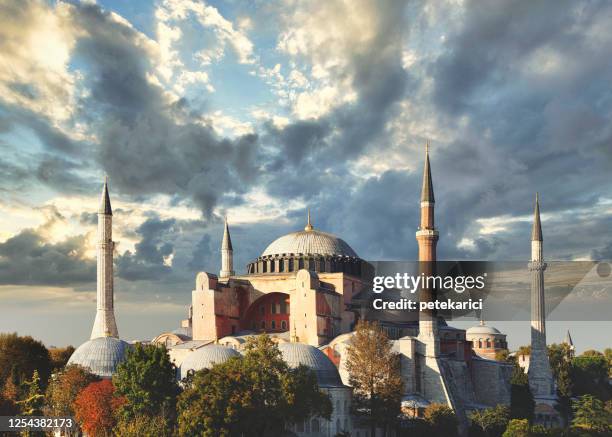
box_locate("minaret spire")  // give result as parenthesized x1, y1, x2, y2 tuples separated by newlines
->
(220, 216, 235, 279)
(305, 208, 313, 231)
(527, 193, 557, 418)
(416, 141, 440, 357)
(91, 178, 118, 339)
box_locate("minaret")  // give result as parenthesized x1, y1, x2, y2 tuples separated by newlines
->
(564, 330, 575, 354)
(528, 194, 556, 400)
(219, 216, 235, 279)
(416, 141, 440, 356)
(90, 178, 119, 339)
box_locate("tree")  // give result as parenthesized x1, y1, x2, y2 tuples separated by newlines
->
(114, 414, 172, 437)
(604, 348, 612, 378)
(502, 419, 529, 437)
(0, 333, 52, 389)
(547, 343, 574, 380)
(571, 354, 611, 401)
(112, 343, 179, 428)
(345, 320, 403, 436)
(423, 403, 459, 437)
(45, 364, 99, 417)
(16, 370, 44, 416)
(177, 335, 332, 436)
(469, 404, 510, 437)
(49, 346, 75, 370)
(509, 363, 534, 422)
(571, 394, 611, 434)
(0, 366, 20, 415)
(74, 380, 125, 437)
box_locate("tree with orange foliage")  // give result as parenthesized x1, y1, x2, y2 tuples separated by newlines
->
(74, 380, 125, 437)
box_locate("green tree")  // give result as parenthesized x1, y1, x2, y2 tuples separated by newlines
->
(16, 370, 44, 416)
(509, 363, 534, 422)
(45, 364, 99, 417)
(548, 343, 574, 380)
(571, 394, 612, 434)
(177, 335, 331, 437)
(423, 403, 459, 437)
(0, 333, 52, 389)
(502, 419, 529, 437)
(469, 404, 510, 437)
(114, 414, 172, 437)
(112, 344, 179, 429)
(345, 320, 403, 436)
(572, 354, 611, 401)
(604, 348, 612, 378)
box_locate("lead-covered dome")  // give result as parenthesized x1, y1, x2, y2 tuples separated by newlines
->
(179, 344, 240, 379)
(262, 229, 358, 258)
(67, 336, 132, 378)
(278, 343, 343, 387)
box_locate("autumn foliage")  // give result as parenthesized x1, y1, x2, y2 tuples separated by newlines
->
(74, 379, 125, 436)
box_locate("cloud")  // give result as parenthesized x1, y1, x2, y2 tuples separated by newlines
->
(115, 216, 176, 281)
(0, 228, 95, 286)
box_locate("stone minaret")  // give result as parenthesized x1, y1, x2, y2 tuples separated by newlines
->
(219, 217, 235, 279)
(90, 179, 119, 339)
(416, 141, 440, 356)
(528, 194, 556, 400)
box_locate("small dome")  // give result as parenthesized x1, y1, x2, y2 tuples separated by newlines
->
(67, 337, 132, 378)
(262, 229, 358, 258)
(179, 345, 240, 379)
(278, 343, 343, 387)
(466, 325, 502, 335)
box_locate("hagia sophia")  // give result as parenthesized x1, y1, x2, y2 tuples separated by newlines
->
(67, 145, 563, 436)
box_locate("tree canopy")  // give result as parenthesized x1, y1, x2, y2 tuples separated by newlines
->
(74, 379, 125, 437)
(345, 320, 403, 436)
(177, 335, 332, 437)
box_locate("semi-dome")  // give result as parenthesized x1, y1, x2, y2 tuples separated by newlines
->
(262, 229, 358, 258)
(67, 336, 132, 378)
(278, 343, 343, 387)
(179, 344, 240, 379)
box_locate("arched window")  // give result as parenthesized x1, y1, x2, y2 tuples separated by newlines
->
(271, 320, 276, 330)
(478, 339, 482, 348)
(336, 399, 341, 412)
(486, 339, 491, 348)
(289, 258, 294, 271)
(260, 305, 265, 315)
(281, 320, 287, 330)
(311, 419, 320, 432)
(271, 303, 276, 314)
(261, 320, 266, 329)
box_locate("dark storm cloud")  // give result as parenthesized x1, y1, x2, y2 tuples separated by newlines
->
(0, 229, 95, 285)
(262, 0, 410, 201)
(116, 216, 176, 281)
(65, 3, 261, 215)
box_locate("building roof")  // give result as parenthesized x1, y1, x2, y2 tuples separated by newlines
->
(67, 336, 131, 378)
(277, 343, 343, 387)
(222, 217, 233, 250)
(261, 228, 358, 258)
(466, 325, 502, 335)
(421, 142, 435, 203)
(532, 193, 543, 241)
(99, 179, 112, 215)
(179, 344, 240, 379)
(171, 326, 193, 339)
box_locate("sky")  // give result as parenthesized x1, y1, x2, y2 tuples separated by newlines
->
(0, 0, 610, 351)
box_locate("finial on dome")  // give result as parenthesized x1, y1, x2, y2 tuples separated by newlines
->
(305, 208, 313, 231)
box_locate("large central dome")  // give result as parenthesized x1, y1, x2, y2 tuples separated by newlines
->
(261, 229, 358, 258)
(246, 212, 364, 276)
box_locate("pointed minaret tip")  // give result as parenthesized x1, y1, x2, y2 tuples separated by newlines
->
(531, 192, 543, 241)
(99, 177, 113, 215)
(222, 215, 233, 251)
(304, 208, 313, 231)
(420, 141, 435, 203)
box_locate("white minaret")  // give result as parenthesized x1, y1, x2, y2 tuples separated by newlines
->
(528, 194, 556, 401)
(90, 178, 119, 339)
(219, 216, 234, 279)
